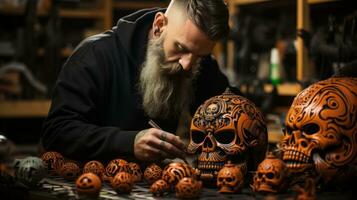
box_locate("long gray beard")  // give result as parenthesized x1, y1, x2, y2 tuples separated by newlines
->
(139, 34, 200, 119)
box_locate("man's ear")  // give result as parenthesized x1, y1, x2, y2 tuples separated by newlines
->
(152, 12, 167, 37)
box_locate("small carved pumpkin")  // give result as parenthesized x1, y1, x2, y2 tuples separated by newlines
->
(150, 179, 169, 196)
(105, 159, 129, 178)
(60, 161, 81, 181)
(14, 156, 47, 187)
(83, 160, 105, 180)
(162, 162, 194, 188)
(111, 172, 133, 194)
(129, 162, 142, 182)
(41, 151, 64, 175)
(76, 172, 102, 197)
(144, 163, 162, 184)
(175, 177, 202, 199)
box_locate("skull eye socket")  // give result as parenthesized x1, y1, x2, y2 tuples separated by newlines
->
(258, 173, 263, 178)
(302, 123, 320, 135)
(226, 177, 233, 182)
(266, 172, 274, 179)
(284, 126, 293, 135)
(215, 131, 235, 144)
(191, 131, 206, 144)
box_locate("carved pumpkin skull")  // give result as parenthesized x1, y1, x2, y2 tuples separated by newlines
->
(128, 162, 142, 182)
(76, 172, 102, 197)
(83, 160, 105, 180)
(112, 172, 133, 194)
(150, 179, 169, 196)
(60, 161, 81, 181)
(104, 159, 129, 184)
(251, 153, 289, 194)
(14, 156, 47, 187)
(280, 77, 357, 183)
(144, 163, 162, 184)
(175, 177, 202, 199)
(217, 161, 245, 193)
(188, 89, 268, 182)
(41, 151, 64, 175)
(162, 162, 194, 189)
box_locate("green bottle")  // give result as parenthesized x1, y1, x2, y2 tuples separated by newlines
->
(270, 48, 281, 85)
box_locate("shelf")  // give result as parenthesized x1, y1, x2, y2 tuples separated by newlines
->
(37, 47, 73, 57)
(113, 1, 169, 9)
(0, 6, 104, 19)
(307, 0, 340, 4)
(265, 83, 302, 96)
(228, 0, 270, 5)
(228, 0, 339, 6)
(0, 100, 51, 118)
(59, 9, 105, 19)
(239, 83, 302, 96)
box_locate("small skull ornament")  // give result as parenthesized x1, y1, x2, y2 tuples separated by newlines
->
(188, 88, 268, 182)
(76, 172, 102, 197)
(150, 179, 169, 196)
(41, 151, 64, 175)
(217, 161, 245, 193)
(104, 159, 129, 184)
(128, 162, 142, 182)
(144, 163, 162, 184)
(60, 161, 81, 181)
(14, 156, 47, 187)
(251, 153, 289, 194)
(111, 171, 133, 194)
(175, 177, 202, 199)
(162, 162, 194, 189)
(83, 160, 105, 180)
(280, 77, 357, 183)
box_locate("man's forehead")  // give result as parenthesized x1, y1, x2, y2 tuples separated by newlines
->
(174, 19, 215, 55)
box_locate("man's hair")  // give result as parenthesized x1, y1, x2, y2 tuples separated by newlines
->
(174, 0, 229, 40)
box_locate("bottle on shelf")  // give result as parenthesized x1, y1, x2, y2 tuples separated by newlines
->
(270, 48, 281, 86)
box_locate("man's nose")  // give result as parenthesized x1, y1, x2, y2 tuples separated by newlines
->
(179, 54, 196, 71)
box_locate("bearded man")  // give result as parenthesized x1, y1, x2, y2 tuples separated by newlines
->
(41, 0, 230, 163)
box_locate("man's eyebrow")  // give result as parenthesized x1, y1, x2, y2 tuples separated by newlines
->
(176, 41, 189, 52)
(177, 41, 210, 57)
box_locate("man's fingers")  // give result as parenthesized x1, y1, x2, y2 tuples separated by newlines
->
(139, 145, 170, 161)
(134, 128, 186, 161)
(150, 137, 185, 158)
(157, 131, 186, 150)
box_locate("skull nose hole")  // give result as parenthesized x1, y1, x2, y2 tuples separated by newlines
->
(203, 137, 213, 149)
(266, 173, 274, 179)
(289, 133, 296, 144)
(301, 141, 308, 148)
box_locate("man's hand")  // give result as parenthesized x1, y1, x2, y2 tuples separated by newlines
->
(134, 128, 186, 161)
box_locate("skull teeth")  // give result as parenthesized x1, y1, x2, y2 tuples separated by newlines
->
(283, 149, 314, 171)
(198, 162, 225, 170)
(283, 149, 311, 164)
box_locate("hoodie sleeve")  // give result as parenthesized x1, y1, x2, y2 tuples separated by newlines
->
(41, 38, 138, 162)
